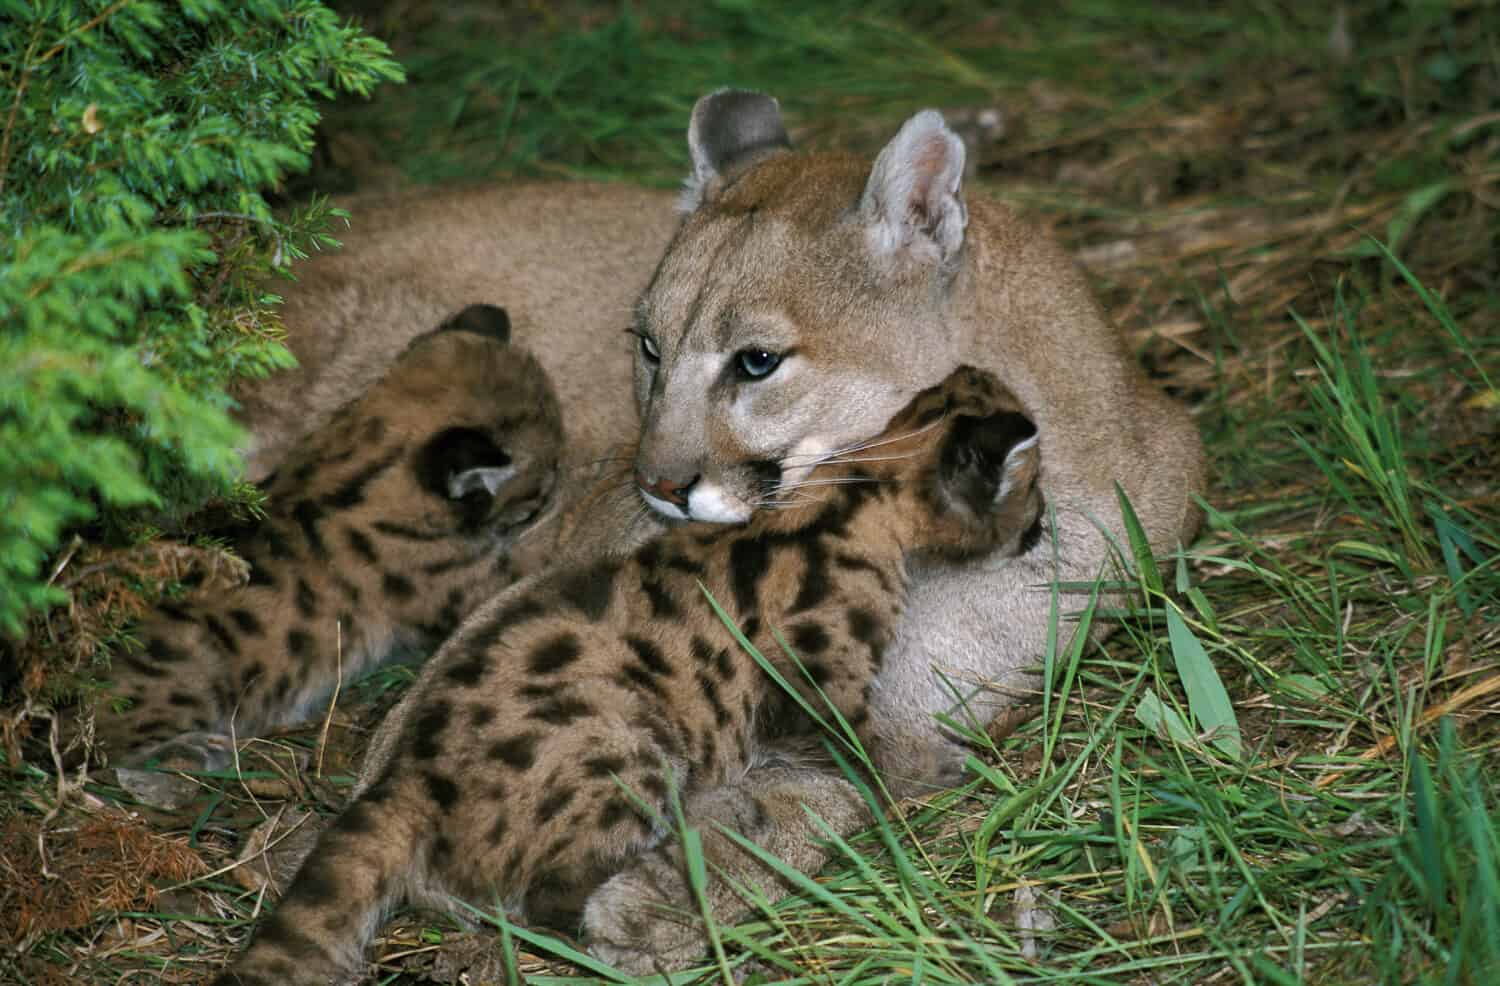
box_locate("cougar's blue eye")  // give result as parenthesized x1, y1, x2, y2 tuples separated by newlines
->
(735, 349, 781, 380)
(639, 334, 661, 364)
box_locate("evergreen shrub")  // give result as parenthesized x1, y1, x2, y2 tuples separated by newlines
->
(0, 1, 401, 643)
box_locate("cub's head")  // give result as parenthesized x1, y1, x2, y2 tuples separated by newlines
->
(812, 365, 1042, 560)
(631, 89, 974, 525)
(277, 303, 562, 538)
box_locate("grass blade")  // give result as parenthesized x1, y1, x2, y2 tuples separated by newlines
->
(1165, 607, 1243, 760)
(1115, 482, 1163, 596)
(1134, 687, 1198, 749)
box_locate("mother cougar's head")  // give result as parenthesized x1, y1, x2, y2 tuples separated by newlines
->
(631, 89, 973, 524)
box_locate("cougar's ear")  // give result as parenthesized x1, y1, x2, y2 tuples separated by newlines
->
(417, 427, 516, 505)
(861, 110, 968, 268)
(437, 303, 511, 343)
(681, 89, 791, 211)
(939, 410, 1039, 518)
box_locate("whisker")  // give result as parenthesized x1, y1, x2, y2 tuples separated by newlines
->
(808, 452, 918, 466)
(776, 476, 892, 492)
(779, 417, 945, 465)
(615, 498, 655, 537)
(756, 489, 826, 507)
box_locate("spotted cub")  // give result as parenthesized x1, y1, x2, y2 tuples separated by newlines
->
(214, 365, 1042, 984)
(88, 304, 561, 785)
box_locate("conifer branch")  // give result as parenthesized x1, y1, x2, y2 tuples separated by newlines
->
(0, 1, 402, 701)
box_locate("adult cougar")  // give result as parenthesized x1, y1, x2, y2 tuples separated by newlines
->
(240, 90, 1203, 789)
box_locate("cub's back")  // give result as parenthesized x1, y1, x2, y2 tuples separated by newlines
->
(88, 305, 564, 789)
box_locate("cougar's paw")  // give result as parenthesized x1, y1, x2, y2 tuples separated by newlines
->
(926, 739, 972, 790)
(584, 853, 706, 975)
(233, 806, 324, 897)
(871, 733, 970, 800)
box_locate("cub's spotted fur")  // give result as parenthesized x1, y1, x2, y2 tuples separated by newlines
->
(90, 304, 561, 780)
(215, 366, 1042, 984)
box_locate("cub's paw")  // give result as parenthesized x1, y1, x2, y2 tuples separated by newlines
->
(584, 854, 705, 975)
(424, 930, 518, 985)
(113, 731, 235, 809)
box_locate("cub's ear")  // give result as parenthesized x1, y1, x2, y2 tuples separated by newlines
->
(417, 427, 515, 505)
(438, 303, 511, 343)
(939, 410, 1039, 519)
(682, 89, 791, 211)
(861, 110, 968, 268)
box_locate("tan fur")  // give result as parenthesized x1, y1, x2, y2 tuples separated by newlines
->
(89, 310, 562, 782)
(214, 368, 1043, 983)
(236, 181, 676, 489)
(239, 96, 1202, 783)
(616, 101, 1203, 788)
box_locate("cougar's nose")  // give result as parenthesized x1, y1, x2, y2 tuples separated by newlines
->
(635, 470, 699, 507)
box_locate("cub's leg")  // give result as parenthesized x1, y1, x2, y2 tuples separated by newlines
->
(87, 618, 239, 771)
(213, 776, 426, 986)
(77, 619, 251, 808)
(216, 711, 685, 985)
(584, 760, 868, 974)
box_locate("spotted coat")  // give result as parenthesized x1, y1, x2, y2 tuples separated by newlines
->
(90, 305, 562, 775)
(214, 365, 1044, 985)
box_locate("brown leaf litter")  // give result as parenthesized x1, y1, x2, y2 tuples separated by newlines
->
(0, 806, 206, 948)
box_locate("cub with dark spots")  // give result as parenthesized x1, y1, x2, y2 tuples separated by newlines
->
(213, 365, 1044, 984)
(86, 304, 562, 789)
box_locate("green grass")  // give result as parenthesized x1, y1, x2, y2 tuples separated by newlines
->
(5, 1, 1498, 983)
